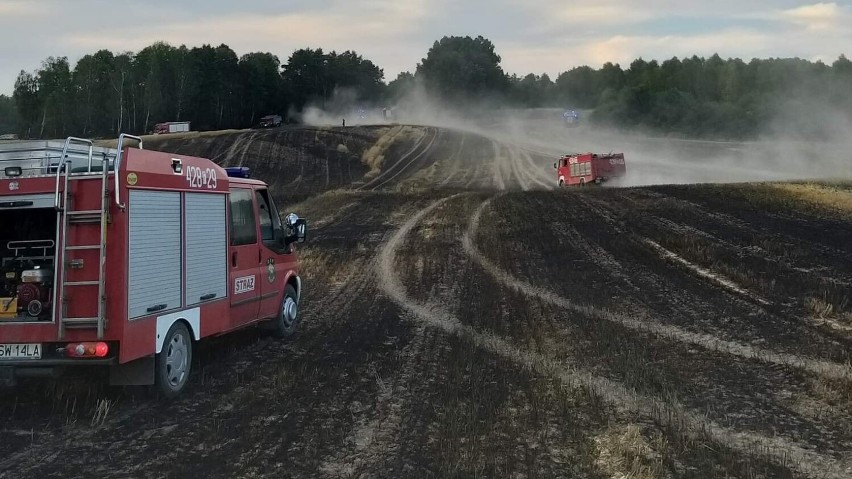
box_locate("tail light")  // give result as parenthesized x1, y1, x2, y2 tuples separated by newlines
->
(65, 342, 109, 358)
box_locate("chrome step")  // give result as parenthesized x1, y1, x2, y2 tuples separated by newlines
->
(62, 317, 99, 327)
(65, 245, 100, 251)
(63, 280, 100, 287)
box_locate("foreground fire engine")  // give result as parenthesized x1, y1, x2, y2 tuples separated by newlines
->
(0, 134, 307, 397)
(554, 152, 627, 186)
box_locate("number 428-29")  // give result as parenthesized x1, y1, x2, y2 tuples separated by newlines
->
(186, 165, 218, 189)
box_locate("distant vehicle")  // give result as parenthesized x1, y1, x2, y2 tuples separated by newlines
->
(259, 115, 282, 128)
(563, 109, 580, 127)
(0, 134, 308, 397)
(153, 121, 190, 135)
(0, 134, 18, 141)
(554, 152, 626, 186)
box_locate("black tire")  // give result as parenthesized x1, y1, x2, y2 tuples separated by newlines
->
(579, 178, 585, 187)
(271, 284, 300, 339)
(155, 321, 192, 399)
(559, 179, 565, 187)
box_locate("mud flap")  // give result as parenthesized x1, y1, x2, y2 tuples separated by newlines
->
(0, 366, 15, 387)
(109, 355, 155, 386)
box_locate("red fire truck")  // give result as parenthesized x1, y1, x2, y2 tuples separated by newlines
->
(554, 152, 627, 186)
(0, 134, 307, 397)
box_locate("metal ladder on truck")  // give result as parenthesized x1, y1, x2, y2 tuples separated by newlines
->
(52, 134, 143, 339)
(53, 137, 112, 339)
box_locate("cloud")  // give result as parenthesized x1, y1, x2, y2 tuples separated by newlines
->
(61, 1, 432, 76)
(586, 29, 774, 64)
(500, 28, 776, 76)
(781, 2, 847, 31)
(2, 0, 852, 96)
(556, 4, 656, 24)
(0, 0, 38, 16)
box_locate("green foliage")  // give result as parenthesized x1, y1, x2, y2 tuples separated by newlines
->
(10, 42, 386, 139)
(415, 35, 510, 102)
(387, 71, 415, 102)
(509, 73, 555, 107)
(575, 54, 852, 139)
(6, 35, 851, 141)
(0, 94, 17, 134)
(282, 48, 384, 111)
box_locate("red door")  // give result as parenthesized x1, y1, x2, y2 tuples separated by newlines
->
(254, 187, 290, 319)
(228, 187, 261, 327)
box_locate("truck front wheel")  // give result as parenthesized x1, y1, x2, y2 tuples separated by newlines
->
(155, 321, 192, 398)
(271, 284, 300, 339)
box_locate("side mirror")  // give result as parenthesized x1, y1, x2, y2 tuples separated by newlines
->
(553, 162, 558, 169)
(284, 213, 307, 245)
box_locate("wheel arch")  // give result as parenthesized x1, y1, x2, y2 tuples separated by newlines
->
(155, 308, 201, 354)
(286, 273, 301, 303)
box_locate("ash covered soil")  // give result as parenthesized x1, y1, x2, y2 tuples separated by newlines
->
(3, 123, 852, 478)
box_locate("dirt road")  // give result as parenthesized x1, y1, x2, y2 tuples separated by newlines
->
(3, 124, 852, 478)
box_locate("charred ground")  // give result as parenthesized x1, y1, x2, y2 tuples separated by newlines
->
(3, 125, 852, 478)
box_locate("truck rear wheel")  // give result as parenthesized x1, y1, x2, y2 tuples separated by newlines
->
(271, 284, 300, 339)
(155, 321, 192, 398)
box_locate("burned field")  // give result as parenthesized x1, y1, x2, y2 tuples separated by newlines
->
(2, 126, 852, 478)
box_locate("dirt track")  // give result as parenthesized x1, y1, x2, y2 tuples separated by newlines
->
(3, 124, 852, 478)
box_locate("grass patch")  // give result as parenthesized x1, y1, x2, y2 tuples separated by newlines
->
(361, 125, 425, 176)
(594, 424, 667, 479)
(770, 182, 852, 215)
(93, 129, 248, 147)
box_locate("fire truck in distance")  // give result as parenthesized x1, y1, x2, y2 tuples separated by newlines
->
(554, 152, 627, 187)
(0, 134, 307, 397)
(153, 121, 190, 135)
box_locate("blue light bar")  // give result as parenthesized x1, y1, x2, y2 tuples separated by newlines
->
(224, 166, 250, 178)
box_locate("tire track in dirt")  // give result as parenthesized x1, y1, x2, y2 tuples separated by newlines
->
(647, 189, 852, 276)
(489, 140, 508, 191)
(359, 127, 438, 191)
(575, 190, 852, 355)
(461, 135, 500, 190)
(549, 221, 637, 290)
(355, 129, 429, 191)
(378, 194, 852, 479)
(505, 144, 531, 191)
(308, 196, 459, 477)
(316, 321, 433, 477)
(437, 131, 467, 187)
(641, 237, 771, 305)
(463, 197, 852, 380)
(517, 147, 553, 190)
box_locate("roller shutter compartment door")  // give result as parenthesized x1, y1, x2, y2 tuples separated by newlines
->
(128, 190, 182, 319)
(184, 193, 227, 305)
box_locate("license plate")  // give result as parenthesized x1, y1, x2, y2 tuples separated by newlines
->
(0, 343, 42, 360)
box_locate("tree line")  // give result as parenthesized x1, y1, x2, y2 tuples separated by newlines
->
(9, 42, 384, 139)
(4, 35, 851, 140)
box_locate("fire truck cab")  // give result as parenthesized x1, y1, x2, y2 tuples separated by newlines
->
(554, 152, 626, 187)
(0, 134, 307, 397)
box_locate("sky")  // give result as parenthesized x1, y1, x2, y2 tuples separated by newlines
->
(1, 0, 851, 96)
